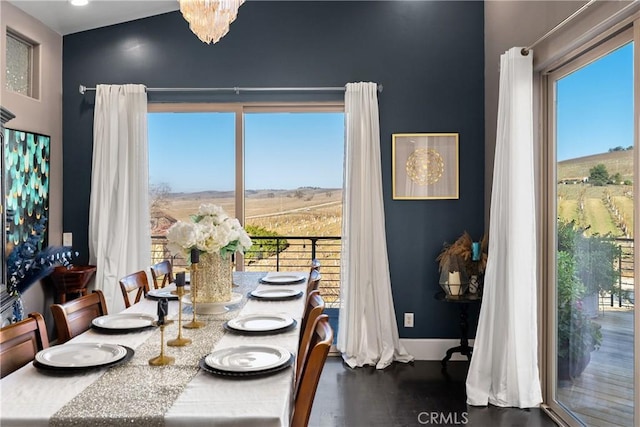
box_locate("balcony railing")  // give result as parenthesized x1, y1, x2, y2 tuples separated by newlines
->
(151, 235, 342, 306)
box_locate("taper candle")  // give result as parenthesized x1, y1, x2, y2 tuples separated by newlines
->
(175, 271, 185, 287)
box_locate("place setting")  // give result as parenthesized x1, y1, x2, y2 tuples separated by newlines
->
(182, 292, 243, 315)
(259, 272, 306, 285)
(198, 344, 294, 378)
(248, 287, 303, 301)
(33, 342, 134, 374)
(223, 313, 297, 336)
(147, 288, 180, 300)
(91, 313, 157, 334)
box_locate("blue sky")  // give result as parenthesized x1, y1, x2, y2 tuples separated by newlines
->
(148, 112, 344, 192)
(556, 42, 633, 162)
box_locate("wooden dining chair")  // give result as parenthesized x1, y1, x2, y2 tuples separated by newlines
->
(51, 290, 108, 344)
(150, 260, 174, 289)
(119, 270, 151, 308)
(306, 269, 321, 298)
(297, 290, 325, 380)
(0, 312, 49, 378)
(292, 315, 333, 427)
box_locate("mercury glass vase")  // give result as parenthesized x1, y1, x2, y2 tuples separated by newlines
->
(192, 252, 232, 302)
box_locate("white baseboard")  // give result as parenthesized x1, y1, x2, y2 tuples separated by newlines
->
(400, 338, 475, 361)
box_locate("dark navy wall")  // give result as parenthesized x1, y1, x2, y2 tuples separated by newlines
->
(63, 1, 484, 339)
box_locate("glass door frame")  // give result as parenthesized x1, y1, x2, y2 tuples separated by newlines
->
(541, 23, 639, 426)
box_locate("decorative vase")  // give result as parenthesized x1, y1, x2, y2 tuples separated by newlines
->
(192, 252, 232, 303)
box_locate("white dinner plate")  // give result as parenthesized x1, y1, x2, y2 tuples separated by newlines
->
(147, 289, 178, 300)
(35, 343, 128, 368)
(260, 273, 306, 284)
(250, 288, 302, 299)
(227, 313, 294, 332)
(92, 313, 156, 330)
(205, 345, 291, 373)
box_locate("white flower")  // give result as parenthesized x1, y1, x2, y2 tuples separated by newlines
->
(166, 221, 198, 257)
(197, 204, 228, 224)
(166, 204, 252, 259)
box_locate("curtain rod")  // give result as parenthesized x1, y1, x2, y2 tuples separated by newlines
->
(521, 0, 598, 56)
(78, 84, 383, 95)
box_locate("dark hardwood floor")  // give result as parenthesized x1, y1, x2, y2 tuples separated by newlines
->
(309, 357, 557, 427)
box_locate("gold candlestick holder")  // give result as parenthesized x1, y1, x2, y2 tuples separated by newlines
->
(184, 263, 205, 329)
(167, 286, 192, 346)
(149, 324, 174, 366)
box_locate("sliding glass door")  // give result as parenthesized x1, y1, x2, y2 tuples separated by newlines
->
(546, 29, 637, 426)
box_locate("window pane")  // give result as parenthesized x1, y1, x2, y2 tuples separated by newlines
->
(6, 32, 31, 96)
(244, 112, 344, 303)
(555, 42, 634, 426)
(148, 112, 235, 266)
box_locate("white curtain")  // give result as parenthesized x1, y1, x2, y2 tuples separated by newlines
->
(337, 82, 413, 369)
(466, 48, 542, 407)
(89, 84, 151, 313)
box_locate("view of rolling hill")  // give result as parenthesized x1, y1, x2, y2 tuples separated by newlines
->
(557, 149, 633, 237)
(150, 188, 344, 303)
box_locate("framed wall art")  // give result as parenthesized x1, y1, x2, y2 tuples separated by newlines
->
(392, 133, 459, 200)
(4, 128, 51, 248)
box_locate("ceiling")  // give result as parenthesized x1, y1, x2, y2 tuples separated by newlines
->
(8, 0, 179, 36)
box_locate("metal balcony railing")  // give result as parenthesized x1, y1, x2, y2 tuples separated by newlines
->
(151, 235, 342, 306)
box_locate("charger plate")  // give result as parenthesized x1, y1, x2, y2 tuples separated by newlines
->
(224, 313, 297, 336)
(199, 353, 294, 378)
(205, 345, 291, 373)
(259, 273, 306, 285)
(249, 288, 303, 301)
(92, 313, 156, 333)
(200, 345, 293, 377)
(147, 289, 179, 300)
(34, 344, 134, 372)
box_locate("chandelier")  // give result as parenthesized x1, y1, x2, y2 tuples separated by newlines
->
(178, 0, 245, 44)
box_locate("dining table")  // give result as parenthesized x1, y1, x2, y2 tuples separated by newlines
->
(0, 271, 309, 427)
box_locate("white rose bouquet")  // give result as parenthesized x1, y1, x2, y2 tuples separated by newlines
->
(166, 204, 252, 261)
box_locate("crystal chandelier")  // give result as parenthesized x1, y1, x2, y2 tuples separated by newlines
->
(178, 0, 245, 44)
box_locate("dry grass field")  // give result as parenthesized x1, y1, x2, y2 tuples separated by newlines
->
(155, 188, 344, 303)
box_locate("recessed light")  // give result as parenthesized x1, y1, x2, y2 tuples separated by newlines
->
(69, 0, 89, 6)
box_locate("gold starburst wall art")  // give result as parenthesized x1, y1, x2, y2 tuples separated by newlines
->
(392, 133, 459, 200)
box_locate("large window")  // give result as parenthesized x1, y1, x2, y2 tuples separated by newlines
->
(148, 104, 344, 301)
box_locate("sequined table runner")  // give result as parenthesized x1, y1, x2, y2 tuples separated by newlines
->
(49, 272, 261, 427)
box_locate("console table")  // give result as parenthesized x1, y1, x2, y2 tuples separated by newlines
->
(435, 291, 481, 369)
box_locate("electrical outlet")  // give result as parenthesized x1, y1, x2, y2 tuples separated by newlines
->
(404, 312, 414, 328)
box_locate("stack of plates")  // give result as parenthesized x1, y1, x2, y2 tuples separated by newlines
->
(260, 273, 306, 285)
(92, 313, 156, 333)
(199, 345, 293, 377)
(249, 288, 303, 301)
(34, 343, 134, 372)
(224, 313, 296, 335)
